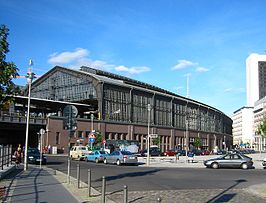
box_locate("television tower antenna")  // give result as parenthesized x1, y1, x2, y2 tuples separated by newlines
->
(185, 73, 191, 98)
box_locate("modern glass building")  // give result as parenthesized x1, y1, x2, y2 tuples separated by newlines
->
(28, 65, 232, 152)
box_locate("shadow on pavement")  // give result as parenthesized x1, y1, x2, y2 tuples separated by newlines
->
(205, 179, 247, 203)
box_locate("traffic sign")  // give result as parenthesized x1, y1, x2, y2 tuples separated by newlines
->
(149, 134, 158, 138)
(89, 133, 96, 139)
(89, 137, 95, 143)
(63, 105, 78, 117)
(102, 139, 106, 144)
(63, 105, 78, 130)
(39, 128, 45, 135)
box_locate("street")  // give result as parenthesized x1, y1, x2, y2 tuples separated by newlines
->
(46, 155, 266, 193)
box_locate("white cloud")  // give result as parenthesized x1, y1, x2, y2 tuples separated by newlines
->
(171, 60, 197, 70)
(48, 48, 151, 75)
(224, 88, 233, 92)
(196, 67, 209, 73)
(115, 65, 151, 74)
(48, 48, 89, 65)
(224, 87, 245, 93)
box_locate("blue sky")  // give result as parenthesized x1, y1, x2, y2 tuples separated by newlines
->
(1, 0, 266, 116)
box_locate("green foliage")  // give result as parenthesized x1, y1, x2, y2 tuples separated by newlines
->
(152, 136, 160, 146)
(94, 130, 103, 145)
(194, 137, 202, 149)
(0, 25, 20, 109)
(258, 117, 266, 138)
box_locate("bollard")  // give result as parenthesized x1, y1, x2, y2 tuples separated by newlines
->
(123, 185, 128, 203)
(157, 197, 162, 202)
(101, 176, 106, 203)
(54, 169, 57, 175)
(77, 164, 80, 188)
(88, 169, 91, 197)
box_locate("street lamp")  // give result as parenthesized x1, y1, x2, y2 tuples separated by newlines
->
(147, 104, 151, 166)
(24, 60, 35, 171)
(185, 119, 189, 158)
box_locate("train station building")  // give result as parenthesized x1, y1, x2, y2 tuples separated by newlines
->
(2, 66, 233, 153)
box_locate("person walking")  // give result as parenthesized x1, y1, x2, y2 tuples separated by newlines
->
(14, 144, 23, 168)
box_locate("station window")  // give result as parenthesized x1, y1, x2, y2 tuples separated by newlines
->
(56, 132, 60, 145)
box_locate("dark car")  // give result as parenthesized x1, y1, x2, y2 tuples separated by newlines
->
(204, 153, 253, 169)
(27, 148, 47, 165)
(176, 150, 187, 156)
(263, 158, 266, 168)
(140, 147, 161, 156)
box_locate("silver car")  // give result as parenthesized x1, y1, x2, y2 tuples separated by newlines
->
(104, 151, 138, 166)
(204, 153, 253, 169)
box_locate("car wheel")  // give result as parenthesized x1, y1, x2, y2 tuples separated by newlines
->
(116, 159, 121, 166)
(241, 163, 248, 170)
(104, 159, 107, 164)
(95, 158, 99, 163)
(211, 162, 219, 169)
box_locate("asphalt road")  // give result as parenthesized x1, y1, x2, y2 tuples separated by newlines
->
(46, 155, 266, 193)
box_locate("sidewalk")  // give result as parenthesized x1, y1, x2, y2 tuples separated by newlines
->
(0, 165, 79, 203)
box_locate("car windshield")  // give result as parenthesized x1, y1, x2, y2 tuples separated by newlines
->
(121, 151, 132, 155)
(80, 147, 88, 150)
(99, 151, 107, 154)
(240, 154, 252, 160)
(28, 148, 40, 154)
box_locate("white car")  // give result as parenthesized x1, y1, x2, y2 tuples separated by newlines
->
(70, 146, 91, 160)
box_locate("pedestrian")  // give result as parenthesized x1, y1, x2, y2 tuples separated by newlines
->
(14, 144, 23, 168)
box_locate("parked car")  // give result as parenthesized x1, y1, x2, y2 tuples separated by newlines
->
(176, 150, 187, 156)
(201, 150, 210, 156)
(217, 150, 227, 155)
(204, 153, 253, 169)
(161, 150, 177, 156)
(140, 147, 161, 157)
(104, 151, 138, 165)
(263, 158, 266, 168)
(85, 150, 109, 163)
(27, 148, 47, 165)
(191, 149, 202, 156)
(70, 146, 91, 160)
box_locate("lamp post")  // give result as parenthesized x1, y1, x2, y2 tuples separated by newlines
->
(147, 104, 151, 166)
(24, 60, 35, 171)
(185, 119, 189, 158)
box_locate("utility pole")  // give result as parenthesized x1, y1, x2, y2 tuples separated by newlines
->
(24, 60, 35, 171)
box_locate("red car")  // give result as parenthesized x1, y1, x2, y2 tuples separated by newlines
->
(161, 150, 177, 156)
(201, 150, 210, 155)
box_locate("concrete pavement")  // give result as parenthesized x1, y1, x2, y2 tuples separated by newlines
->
(0, 165, 80, 203)
(0, 153, 265, 203)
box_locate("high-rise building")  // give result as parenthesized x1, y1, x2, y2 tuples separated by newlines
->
(246, 53, 266, 106)
(232, 107, 254, 146)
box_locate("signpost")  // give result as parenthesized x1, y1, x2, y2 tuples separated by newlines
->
(63, 105, 78, 183)
(39, 128, 45, 169)
(89, 132, 96, 150)
(149, 134, 158, 139)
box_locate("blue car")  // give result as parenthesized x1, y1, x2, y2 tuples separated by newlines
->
(85, 150, 109, 163)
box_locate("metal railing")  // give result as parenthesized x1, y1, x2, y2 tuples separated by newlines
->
(0, 111, 46, 125)
(0, 145, 12, 170)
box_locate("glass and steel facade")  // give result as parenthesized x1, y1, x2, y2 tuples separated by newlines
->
(29, 66, 232, 151)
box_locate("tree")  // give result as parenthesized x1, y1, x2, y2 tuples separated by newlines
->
(94, 130, 103, 145)
(194, 137, 202, 149)
(152, 136, 160, 146)
(0, 25, 19, 109)
(258, 117, 266, 138)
